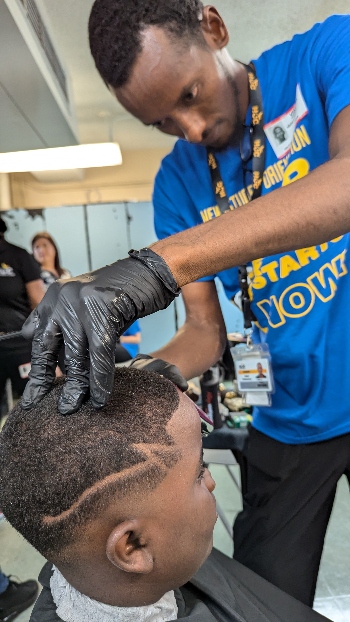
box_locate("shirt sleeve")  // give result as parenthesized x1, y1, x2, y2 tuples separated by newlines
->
(153, 152, 215, 283)
(19, 250, 41, 284)
(124, 320, 141, 336)
(153, 158, 193, 241)
(311, 15, 350, 127)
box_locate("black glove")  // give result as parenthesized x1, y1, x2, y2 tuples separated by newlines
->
(21, 249, 179, 415)
(130, 354, 188, 392)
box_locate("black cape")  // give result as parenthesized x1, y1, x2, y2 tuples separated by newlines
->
(30, 548, 329, 622)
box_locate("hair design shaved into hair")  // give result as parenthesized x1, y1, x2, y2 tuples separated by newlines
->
(89, 0, 205, 89)
(0, 368, 180, 563)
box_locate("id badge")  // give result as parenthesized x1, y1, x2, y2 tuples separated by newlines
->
(231, 343, 274, 407)
(18, 362, 31, 379)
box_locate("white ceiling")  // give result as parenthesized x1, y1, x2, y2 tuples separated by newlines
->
(34, 0, 350, 152)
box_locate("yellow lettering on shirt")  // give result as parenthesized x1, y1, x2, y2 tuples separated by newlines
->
(266, 165, 280, 186)
(251, 258, 268, 290)
(253, 250, 348, 330)
(261, 261, 279, 282)
(282, 158, 310, 186)
(295, 247, 320, 266)
(279, 255, 302, 279)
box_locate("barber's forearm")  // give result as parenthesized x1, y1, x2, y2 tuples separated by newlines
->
(152, 158, 350, 287)
(150, 322, 226, 379)
(120, 334, 141, 344)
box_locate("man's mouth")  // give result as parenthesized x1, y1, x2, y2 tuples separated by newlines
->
(201, 128, 222, 148)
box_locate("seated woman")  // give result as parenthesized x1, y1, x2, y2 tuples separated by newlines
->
(32, 232, 71, 290)
(0, 369, 329, 622)
(32, 232, 71, 374)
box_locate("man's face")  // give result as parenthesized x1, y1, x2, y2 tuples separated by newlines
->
(273, 126, 286, 143)
(111, 26, 243, 150)
(145, 391, 217, 590)
(257, 363, 263, 374)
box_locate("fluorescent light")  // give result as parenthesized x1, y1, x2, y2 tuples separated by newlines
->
(0, 143, 122, 173)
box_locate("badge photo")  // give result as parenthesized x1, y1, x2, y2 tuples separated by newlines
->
(18, 363, 31, 379)
(234, 356, 273, 393)
(264, 84, 308, 159)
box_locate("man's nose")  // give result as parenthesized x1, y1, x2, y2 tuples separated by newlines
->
(175, 111, 206, 144)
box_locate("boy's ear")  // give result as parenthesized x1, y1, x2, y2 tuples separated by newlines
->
(106, 520, 154, 574)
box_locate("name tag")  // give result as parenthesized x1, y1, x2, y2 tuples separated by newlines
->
(232, 343, 274, 407)
(264, 85, 308, 159)
(18, 363, 31, 379)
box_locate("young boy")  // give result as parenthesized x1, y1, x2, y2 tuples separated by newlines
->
(0, 369, 328, 621)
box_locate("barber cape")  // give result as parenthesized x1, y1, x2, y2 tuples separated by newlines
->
(31, 549, 329, 622)
(50, 567, 178, 622)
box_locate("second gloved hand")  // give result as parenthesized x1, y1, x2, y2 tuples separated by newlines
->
(129, 354, 188, 392)
(21, 249, 180, 415)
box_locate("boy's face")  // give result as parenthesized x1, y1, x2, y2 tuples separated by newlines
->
(143, 391, 217, 590)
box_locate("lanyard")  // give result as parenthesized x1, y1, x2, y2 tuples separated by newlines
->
(207, 64, 265, 330)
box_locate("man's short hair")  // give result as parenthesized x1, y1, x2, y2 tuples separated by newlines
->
(0, 369, 180, 564)
(89, 0, 205, 89)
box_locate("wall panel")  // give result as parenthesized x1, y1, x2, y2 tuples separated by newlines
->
(44, 205, 89, 276)
(1, 202, 244, 359)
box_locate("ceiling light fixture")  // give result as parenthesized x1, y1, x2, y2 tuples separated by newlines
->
(0, 143, 122, 173)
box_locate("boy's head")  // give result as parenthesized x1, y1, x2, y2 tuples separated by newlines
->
(0, 369, 216, 607)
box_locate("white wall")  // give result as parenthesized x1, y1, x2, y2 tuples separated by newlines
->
(219, 0, 350, 64)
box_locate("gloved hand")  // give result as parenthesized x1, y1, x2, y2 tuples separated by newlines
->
(21, 248, 179, 415)
(129, 354, 188, 392)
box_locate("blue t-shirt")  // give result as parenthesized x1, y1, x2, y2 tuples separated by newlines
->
(122, 320, 141, 359)
(153, 15, 350, 444)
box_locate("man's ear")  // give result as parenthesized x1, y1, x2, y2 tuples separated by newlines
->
(201, 6, 229, 50)
(106, 520, 154, 574)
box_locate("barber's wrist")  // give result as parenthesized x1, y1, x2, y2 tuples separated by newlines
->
(128, 248, 180, 296)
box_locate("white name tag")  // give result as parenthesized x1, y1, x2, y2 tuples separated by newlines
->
(18, 363, 31, 379)
(231, 343, 275, 408)
(244, 391, 271, 407)
(264, 85, 308, 159)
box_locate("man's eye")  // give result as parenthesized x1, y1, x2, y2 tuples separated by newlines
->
(184, 86, 198, 102)
(198, 465, 205, 481)
(197, 464, 206, 481)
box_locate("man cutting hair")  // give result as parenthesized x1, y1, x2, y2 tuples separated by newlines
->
(22, 2, 350, 606)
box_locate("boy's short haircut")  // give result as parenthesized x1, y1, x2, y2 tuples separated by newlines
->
(0, 369, 180, 564)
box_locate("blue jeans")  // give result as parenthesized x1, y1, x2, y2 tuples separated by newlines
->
(0, 570, 9, 594)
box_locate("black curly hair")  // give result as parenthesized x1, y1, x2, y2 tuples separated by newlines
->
(0, 368, 180, 563)
(89, 0, 205, 89)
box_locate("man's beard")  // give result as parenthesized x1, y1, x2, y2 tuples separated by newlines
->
(208, 74, 244, 152)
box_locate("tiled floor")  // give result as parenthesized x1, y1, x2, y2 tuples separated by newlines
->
(0, 517, 45, 622)
(0, 465, 349, 621)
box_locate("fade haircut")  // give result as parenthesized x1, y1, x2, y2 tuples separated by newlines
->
(89, 0, 205, 89)
(0, 368, 180, 563)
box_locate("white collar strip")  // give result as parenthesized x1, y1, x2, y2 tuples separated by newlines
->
(50, 566, 178, 622)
